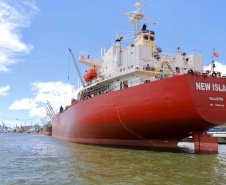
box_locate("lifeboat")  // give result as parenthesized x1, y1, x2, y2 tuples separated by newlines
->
(84, 68, 97, 82)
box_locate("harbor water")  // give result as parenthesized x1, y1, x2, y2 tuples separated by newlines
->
(1, 133, 226, 185)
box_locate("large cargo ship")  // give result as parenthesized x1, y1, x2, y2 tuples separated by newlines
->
(43, 124, 52, 136)
(52, 3, 226, 153)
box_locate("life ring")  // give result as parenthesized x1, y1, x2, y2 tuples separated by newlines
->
(173, 72, 177, 76)
(206, 70, 210, 75)
(217, 72, 221, 77)
(109, 88, 114, 92)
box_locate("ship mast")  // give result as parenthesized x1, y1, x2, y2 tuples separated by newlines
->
(121, 2, 154, 34)
(211, 48, 216, 73)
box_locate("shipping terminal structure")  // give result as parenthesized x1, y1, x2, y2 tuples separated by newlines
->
(52, 3, 226, 153)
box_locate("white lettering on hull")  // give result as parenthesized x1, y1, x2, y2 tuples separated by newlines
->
(196, 82, 226, 92)
(209, 96, 224, 108)
(209, 97, 224, 101)
(196, 82, 210, 91)
(215, 104, 224, 107)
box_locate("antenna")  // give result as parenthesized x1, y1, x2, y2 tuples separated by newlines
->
(121, 2, 153, 34)
(176, 26, 181, 55)
(140, 0, 146, 14)
(177, 26, 179, 48)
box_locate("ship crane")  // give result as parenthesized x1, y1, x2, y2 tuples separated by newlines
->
(120, 35, 136, 41)
(69, 48, 85, 88)
(116, 31, 136, 41)
(121, 2, 154, 34)
(45, 101, 56, 120)
(2, 121, 9, 131)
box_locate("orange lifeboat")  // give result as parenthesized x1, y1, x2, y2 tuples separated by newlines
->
(84, 68, 97, 82)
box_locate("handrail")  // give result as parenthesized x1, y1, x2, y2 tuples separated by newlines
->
(94, 64, 195, 83)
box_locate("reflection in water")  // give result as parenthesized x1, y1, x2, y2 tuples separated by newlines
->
(0, 133, 226, 184)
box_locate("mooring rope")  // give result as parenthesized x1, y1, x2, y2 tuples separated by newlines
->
(117, 110, 157, 148)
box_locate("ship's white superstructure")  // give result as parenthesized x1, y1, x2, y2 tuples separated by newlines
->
(77, 2, 212, 99)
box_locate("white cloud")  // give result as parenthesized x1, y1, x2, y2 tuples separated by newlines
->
(29, 107, 46, 118)
(0, 0, 39, 72)
(9, 98, 37, 110)
(8, 81, 78, 118)
(204, 61, 226, 75)
(32, 81, 75, 109)
(0, 85, 10, 96)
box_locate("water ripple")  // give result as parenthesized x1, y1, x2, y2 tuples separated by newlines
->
(0, 134, 226, 184)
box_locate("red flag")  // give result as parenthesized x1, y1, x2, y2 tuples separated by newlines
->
(214, 52, 218, 57)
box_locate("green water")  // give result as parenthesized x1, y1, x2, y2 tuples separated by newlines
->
(0, 133, 226, 185)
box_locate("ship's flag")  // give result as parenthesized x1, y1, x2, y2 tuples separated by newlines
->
(214, 52, 219, 57)
(153, 22, 157, 26)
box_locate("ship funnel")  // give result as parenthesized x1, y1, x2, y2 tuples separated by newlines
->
(141, 24, 147, 31)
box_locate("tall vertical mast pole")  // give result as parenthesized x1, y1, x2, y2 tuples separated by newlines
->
(121, 2, 153, 34)
(69, 48, 85, 88)
(212, 48, 215, 73)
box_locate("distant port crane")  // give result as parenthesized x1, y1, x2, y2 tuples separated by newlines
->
(0, 121, 11, 132)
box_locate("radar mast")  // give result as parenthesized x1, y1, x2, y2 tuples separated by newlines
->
(121, 2, 154, 33)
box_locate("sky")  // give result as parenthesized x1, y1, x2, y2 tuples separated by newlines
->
(1, 0, 226, 128)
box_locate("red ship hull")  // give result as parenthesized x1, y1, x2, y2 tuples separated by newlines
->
(52, 74, 226, 151)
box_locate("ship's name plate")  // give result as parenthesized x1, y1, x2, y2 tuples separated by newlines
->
(196, 82, 226, 92)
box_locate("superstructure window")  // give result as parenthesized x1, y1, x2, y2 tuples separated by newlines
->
(123, 68, 125, 71)
(144, 36, 149, 40)
(120, 69, 122, 72)
(131, 65, 133, 68)
(150, 37, 154, 41)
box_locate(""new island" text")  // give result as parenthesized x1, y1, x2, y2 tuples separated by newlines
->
(196, 82, 226, 92)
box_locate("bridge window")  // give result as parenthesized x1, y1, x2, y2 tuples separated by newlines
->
(144, 36, 149, 40)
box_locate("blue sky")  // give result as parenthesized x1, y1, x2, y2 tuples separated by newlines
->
(1, 0, 226, 128)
